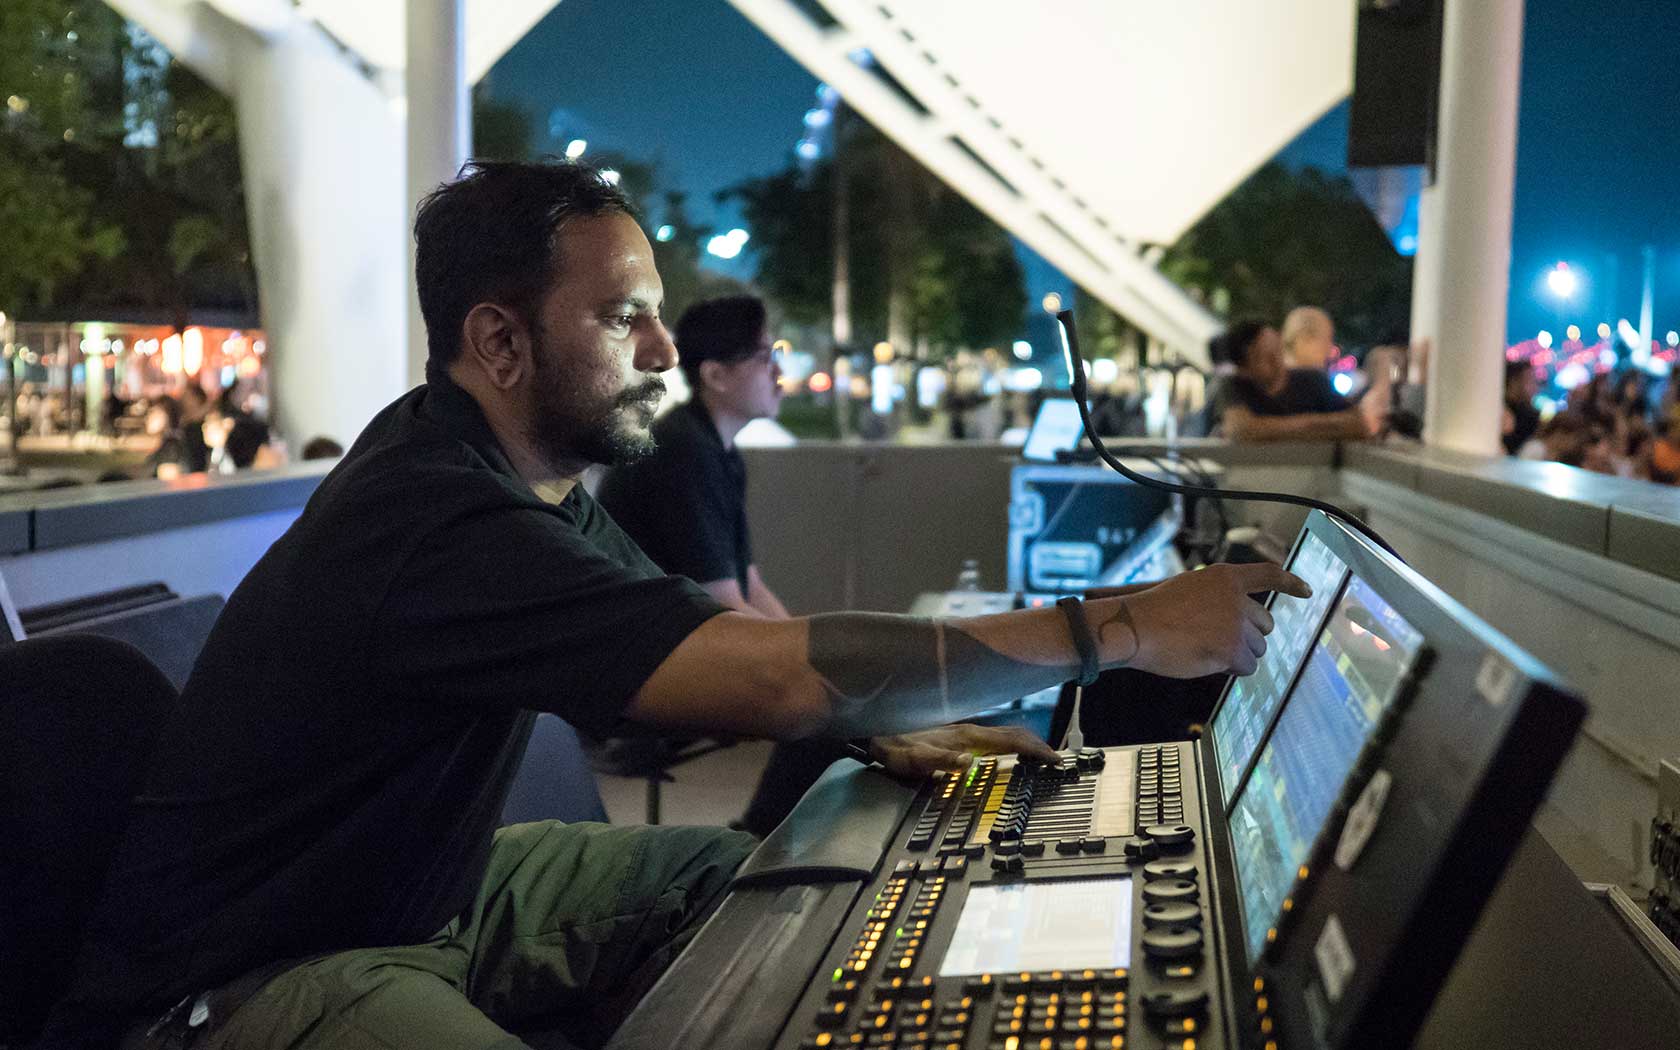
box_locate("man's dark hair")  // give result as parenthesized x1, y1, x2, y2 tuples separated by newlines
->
(1504, 359, 1532, 386)
(1220, 319, 1270, 369)
(414, 159, 635, 378)
(675, 296, 768, 392)
(301, 436, 344, 460)
(224, 416, 270, 469)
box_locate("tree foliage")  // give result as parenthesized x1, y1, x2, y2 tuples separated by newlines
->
(726, 119, 1025, 356)
(0, 0, 254, 321)
(1161, 162, 1412, 347)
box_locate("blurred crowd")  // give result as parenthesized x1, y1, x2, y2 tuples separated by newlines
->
(1505, 363, 1680, 482)
(5, 381, 344, 488)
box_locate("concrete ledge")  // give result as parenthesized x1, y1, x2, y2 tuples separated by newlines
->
(0, 462, 331, 552)
(1608, 505, 1680, 583)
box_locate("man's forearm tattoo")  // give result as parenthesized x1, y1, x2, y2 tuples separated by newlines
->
(806, 613, 1076, 738)
(1097, 601, 1137, 660)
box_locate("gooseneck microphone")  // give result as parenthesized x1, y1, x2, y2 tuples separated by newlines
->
(1055, 309, 1400, 559)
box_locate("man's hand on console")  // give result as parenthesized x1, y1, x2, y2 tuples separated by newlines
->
(867, 723, 1059, 779)
(1114, 562, 1310, 679)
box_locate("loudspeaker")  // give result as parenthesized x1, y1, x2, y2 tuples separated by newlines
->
(1347, 0, 1443, 171)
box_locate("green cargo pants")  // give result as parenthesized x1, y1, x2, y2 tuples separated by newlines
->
(151, 821, 756, 1050)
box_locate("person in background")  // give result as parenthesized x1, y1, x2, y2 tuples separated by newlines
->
(143, 395, 189, 479)
(598, 296, 812, 833)
(598, 295, 789, 616)
(1501, 360, 1541, 456)
(1517, 409, 1616, 473)
(178, 384, 213, 473)
(1210, 320, 1383, 442)
(301, 436, 345, 460)
(1281, 306, 1337, 371)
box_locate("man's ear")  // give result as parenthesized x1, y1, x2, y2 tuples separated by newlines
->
(697, 358, 728, 395)
(460, 303, 532, 390)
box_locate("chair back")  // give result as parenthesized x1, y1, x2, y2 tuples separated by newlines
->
(0, 634, 177, 1046)
(35, 594, 226, 692)
(501, 713, 609, 826)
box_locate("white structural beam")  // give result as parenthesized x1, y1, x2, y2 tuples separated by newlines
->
(1416, 0, 1525, 454)
(728, 0, 1224, 364)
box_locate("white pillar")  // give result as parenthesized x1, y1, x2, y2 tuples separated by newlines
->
(406, 0, 471, 389)
(1407, 184, 1441, 386)
(235, 22, 409, 451)
(1415, 0, 1525, 454)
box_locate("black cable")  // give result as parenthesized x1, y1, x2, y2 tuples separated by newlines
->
(1056, 309, 1402, 560)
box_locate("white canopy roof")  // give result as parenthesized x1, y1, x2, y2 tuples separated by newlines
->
(727, 0, 1356, 361)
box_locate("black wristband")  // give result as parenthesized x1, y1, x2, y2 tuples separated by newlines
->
(1057, 595, 1101, 687)
(844, 739, 876, 766)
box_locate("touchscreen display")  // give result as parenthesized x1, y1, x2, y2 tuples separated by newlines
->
(938, 877, 1133, 976)
(1230, 575, 1424, 961)
(1212, 531, 1350, 804)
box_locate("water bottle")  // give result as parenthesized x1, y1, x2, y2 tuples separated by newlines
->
(956, 558, 982, 592)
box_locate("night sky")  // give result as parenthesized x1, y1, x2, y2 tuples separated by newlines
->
(488, 0, 1680, 344)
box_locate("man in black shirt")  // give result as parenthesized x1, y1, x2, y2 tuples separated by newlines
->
(38, 161, 1303, 1050)
(1209, 320, 1380, 442)
(598, 295, 788, 616)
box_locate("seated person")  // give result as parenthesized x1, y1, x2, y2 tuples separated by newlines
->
(35, 160, 1301, 1050)
(1210, 320, 1382, 442)
(598, 295, 788, 616)
(1281, 305, 1337, 371)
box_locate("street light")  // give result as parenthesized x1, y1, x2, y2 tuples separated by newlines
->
(1546, 262, 1578, 300)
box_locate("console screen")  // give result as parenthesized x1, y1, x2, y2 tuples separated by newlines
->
(938, 877, 1133, 976)
(1212, 531, 1350, 804)
(1230, 575, 1424, 961)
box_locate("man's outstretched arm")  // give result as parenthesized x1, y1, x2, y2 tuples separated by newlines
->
(628, 562, 1307, 741)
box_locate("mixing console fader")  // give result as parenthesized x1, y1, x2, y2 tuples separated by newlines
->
(781, 743, 1223, 1050)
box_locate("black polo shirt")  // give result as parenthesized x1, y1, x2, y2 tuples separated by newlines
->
(1209, 368, 1350, 429)
(597, 399, 752, 595)
(41, 377, 724, 1044)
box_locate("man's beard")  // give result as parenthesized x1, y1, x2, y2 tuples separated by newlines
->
(527, 327, 666, 468)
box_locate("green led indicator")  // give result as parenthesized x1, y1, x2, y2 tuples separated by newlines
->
(833, 968, 843, 982)
(896, 926, 905, 937)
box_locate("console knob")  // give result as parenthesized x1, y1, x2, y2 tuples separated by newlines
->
(1142, 860, 1197, 882)
(1141, 926, 1202, 960)
(1141, 878, 1199, 904)
(1140, 986, 1210, 1019)
(1142, 902, 1201, 928)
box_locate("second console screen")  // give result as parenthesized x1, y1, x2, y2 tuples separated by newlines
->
(1212, 531, 1350, 803)
(1230, 575, 1424, 961)
(938, 877, 1133, 976)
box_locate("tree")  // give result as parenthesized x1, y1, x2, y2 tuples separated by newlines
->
(0, 1, 255, 321)
(726, 122, 1025, 358)
(1160, 162, 1412, 347)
